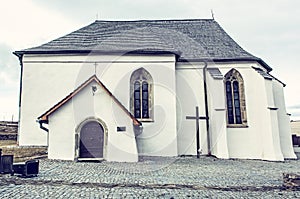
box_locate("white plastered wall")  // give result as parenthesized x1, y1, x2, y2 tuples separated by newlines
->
(19, 55, 84, 146)
(219, 62, 284, 161)
(262, 77, 284, 160)
(94, 54, 178, 156)
(206, 66, 229, 159)
(48, 102, 76, 160)
(176, 63, 207, 155)
(19, 53, 177, 158)
(19, 53, 294, 161)
(272, 80, 297, 159)
(48, 80, 138, 162)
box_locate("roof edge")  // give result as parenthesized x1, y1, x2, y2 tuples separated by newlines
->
(94, 18, 214, 23)
(38, 75, 141, 126)
(15, 48, 272, 72)
(178, 57, 273, 72)
(13, 49, 182, 57)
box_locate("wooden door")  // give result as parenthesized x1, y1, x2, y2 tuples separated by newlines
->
(79, 121, 104, 158)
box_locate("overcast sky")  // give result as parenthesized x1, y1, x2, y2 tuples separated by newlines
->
(0, 0, 300, 121)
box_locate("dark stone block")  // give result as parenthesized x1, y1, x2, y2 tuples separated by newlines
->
(283, 173, 300, 190)
(0, 155, 14, 174)
(13, 159, 39, 177)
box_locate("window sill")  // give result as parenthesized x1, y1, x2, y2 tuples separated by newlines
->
(138, 119, 154, 123)
(227, 125, 249, 128)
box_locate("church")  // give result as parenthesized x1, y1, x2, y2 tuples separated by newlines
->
(14, 19, 296, 162)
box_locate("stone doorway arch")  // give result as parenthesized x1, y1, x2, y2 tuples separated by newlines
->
(75, 117, 108, 160)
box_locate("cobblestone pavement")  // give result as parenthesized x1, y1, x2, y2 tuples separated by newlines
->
(0, 156, 299, 198)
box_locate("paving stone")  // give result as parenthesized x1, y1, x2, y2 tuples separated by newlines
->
(0, 156, 300, 198)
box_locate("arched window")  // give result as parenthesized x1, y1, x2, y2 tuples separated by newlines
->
(224, 69, 247, 126)
(130, 68, 153, 121)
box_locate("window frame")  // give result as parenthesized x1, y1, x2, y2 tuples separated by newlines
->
(130, 68, 154, 122)
(224, 69, 248, 128)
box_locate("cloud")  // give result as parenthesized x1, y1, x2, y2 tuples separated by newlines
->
(0, 72, 17, 89)
(0, 0, 81, 49)
(35, 0, 184, 21)
(0, 43, 17, 66)
(0, 91, 19, 121)
(0, 43, 19, 88)
(0, 1, 83, 120)
(0, 42, 19, 119)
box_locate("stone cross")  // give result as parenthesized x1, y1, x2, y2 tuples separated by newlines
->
(186, 106, 208, 158)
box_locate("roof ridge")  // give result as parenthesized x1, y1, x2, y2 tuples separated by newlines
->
(94, 19, 214, 23)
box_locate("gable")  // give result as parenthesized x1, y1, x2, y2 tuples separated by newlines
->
(38, 75, 141, 126)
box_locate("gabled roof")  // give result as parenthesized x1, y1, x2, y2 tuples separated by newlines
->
(14, 19, 272, 71)
(38, 75, 141, 126)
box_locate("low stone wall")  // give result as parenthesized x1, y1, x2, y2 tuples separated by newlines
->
(0, 133, 17, 140)
(0, 121, 18, 140)
(0, 121, 18, 132)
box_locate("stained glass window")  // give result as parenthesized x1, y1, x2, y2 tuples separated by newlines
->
(130, 68, 153, 121)
(224, 69, 247, 126)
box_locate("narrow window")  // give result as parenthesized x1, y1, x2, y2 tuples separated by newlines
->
(142, 82, 149, 118)
(134, 82, 141, 118)
(224, 69, 247, 126)
(226, 81, 234, 124)
(130, 68, 153, 121)
(232, 81, 242, 124)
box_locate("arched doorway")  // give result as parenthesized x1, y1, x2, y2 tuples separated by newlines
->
(79, 121, 104, 158)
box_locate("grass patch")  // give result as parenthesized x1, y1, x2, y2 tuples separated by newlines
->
(0, 140, 17, 146)
(0, 140, 47, 162)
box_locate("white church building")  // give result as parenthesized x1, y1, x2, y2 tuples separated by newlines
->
(14, 19, 296, 162)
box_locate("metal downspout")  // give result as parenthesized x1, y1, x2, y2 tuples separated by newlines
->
(38, 120, 49, 147)
(16, 54, 23, 145)
(203, 62, 211, 155)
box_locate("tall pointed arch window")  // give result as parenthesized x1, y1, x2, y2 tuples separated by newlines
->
(224, 69, 247, 127)
(130, 68, 153, 121)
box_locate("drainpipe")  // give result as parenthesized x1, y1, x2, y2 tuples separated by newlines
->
(38, 120, 49, 132)
(203, 62, 211, 155)
(14, 53, 23, 145)
(16, 54, 23, 120)
(38, 120, 49, 147)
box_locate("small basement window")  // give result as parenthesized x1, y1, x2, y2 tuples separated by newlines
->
(117, 127, 126, 132)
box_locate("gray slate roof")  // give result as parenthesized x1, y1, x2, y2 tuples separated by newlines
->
(14, 19, 272, 71)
